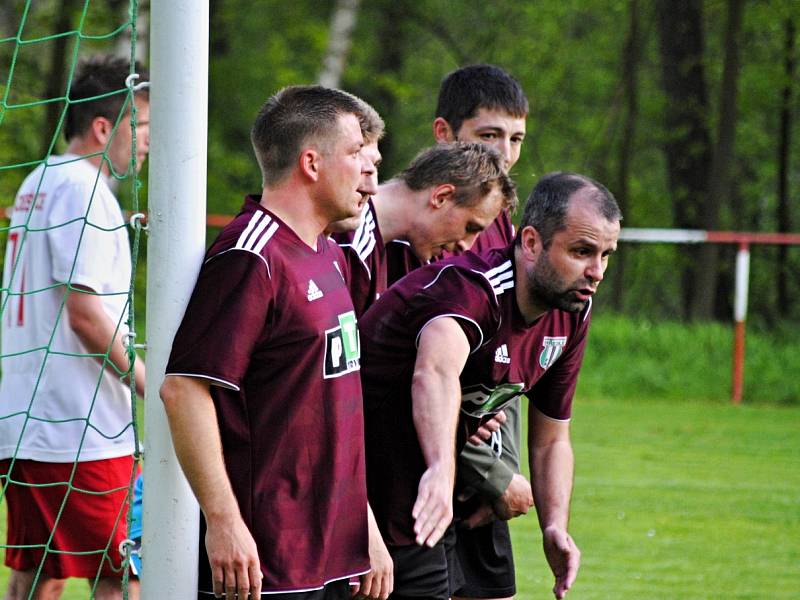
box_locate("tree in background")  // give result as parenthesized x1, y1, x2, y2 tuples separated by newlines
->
(1, 0, 798, 326)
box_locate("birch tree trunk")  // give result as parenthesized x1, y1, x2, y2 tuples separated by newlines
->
(318, 0, 361, 88)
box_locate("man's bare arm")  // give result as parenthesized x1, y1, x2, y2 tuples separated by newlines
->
(66, 286, 145, 396)
(160, 375, 261, 600)
(353, 503, 393, 599)
(410, 317, 471, 547)
(529, 406, 580, 599)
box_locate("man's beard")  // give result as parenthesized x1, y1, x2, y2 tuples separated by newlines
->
(527, 251, 590, 314)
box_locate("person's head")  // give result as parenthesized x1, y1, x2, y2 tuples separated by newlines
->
(323, 95, 384, 234)
(433, 64, 528, 169)
(65, 54, 150, 175)
(399, 142, 517, 260)
(351, 94, 384, 200)
(252, 85, 366, 220)
(515, 172, 622, 315)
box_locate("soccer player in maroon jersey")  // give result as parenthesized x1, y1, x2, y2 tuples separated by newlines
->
(333, 143, 517, 319)
(359, 172, 622, 600)
(431, 64, 533, 600)
(160, 86, 380, 600)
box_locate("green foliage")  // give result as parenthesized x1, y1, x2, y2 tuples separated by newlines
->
(577, 313, 800, 404)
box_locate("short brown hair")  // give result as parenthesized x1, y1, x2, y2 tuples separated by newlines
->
(515, 172, 622, 248)
(398, 142, 517, 212)
(251, 85, 365, 187)
(349, 94, 384, 144)
(65, 55, 148, 141)
(436, 64, 528, 135)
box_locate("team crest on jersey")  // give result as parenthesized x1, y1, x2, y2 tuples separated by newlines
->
(323, 311, 360, 378)
(539, 336, 567, 370)
(461, 382, 525, 418)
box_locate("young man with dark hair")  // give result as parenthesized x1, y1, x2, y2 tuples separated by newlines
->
(359, 173, 621, 600)
(334, 142, 516, 318)
(160, 85, 380, 600)
(0, 54, 149, 600)
(433, 63, 528, 253)
(428, 64, 534, 600)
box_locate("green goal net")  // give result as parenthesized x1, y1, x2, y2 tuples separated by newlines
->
(0, 2, 145, 598)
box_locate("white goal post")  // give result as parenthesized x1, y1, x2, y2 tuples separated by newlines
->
(142, 2, 209, 597)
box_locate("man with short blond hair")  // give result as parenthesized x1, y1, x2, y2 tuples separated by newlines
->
(334, 142, 516, 319)
(161, 85, 377, 600)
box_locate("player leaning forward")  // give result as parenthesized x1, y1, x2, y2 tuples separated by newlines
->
(161, 86, 385, 600)
(360, 172, 622, 600)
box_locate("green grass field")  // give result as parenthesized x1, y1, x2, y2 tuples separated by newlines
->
(2, 395, 798, 599)
(512, 396, 800, 599)
(2, 316, 799, 598)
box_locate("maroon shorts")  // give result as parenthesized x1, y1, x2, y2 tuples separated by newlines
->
(1, 456, 135, 579)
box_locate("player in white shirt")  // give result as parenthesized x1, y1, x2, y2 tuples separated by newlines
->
(0, 55, 149, 600)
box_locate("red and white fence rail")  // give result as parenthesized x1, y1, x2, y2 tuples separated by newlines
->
(620, 228, 800, 404)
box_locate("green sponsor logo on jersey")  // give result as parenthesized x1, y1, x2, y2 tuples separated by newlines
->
(461, 382, 526, 418)
(323, 311, 360, 378)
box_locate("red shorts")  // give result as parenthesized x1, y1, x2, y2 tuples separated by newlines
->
(1, 456, 136, 579)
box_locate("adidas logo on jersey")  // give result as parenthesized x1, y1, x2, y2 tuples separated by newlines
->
(307, 280, 323, 301)
(494, 344, 511, 364)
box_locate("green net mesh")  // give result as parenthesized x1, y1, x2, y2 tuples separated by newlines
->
(0, 2, 144, 597)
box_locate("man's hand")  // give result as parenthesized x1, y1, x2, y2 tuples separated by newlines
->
(459, 474, 532, 529)
(467, 410, 507, 445)
(411, 462, 454, 547)
(493, 473, 533, 521)
(542, 525, 580, 599)
(206, 515, 262, 600)
(459, 501, 496, 529)
(353, 506, 393, 599)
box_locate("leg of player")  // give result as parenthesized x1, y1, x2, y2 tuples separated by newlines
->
(93, 576, 140, 599)
(4, 570, 66, 600)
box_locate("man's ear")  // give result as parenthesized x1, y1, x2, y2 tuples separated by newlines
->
(299, 148, 321, 182)
(429, 183, 455, 209)
(432, 117, 457, 143)
(90, 116, 114, 146)
(520, 225, 543, 261)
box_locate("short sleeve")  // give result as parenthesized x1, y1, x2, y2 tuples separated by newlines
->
(47, 181, 118, 292)
(408, 265, 500, 353)
(166, 250, 273, 390)
(529, 311, 591, 420)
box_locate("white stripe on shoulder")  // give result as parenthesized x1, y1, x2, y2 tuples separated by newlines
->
(241, 213, 273, 251)
(475, 259, 514, 296)
(353, 208, 377, 261)
(583, 296, 593, 321)
(235, 211, 265, 249)
(252, 221, 279, 254)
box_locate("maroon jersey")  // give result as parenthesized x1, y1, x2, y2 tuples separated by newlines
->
(360, 245, 590, 545)
(441, 208, 515, 260)
(166, 196, 369, 593)
(332, 199, 387, 318)
(385, 239, 424, 287)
